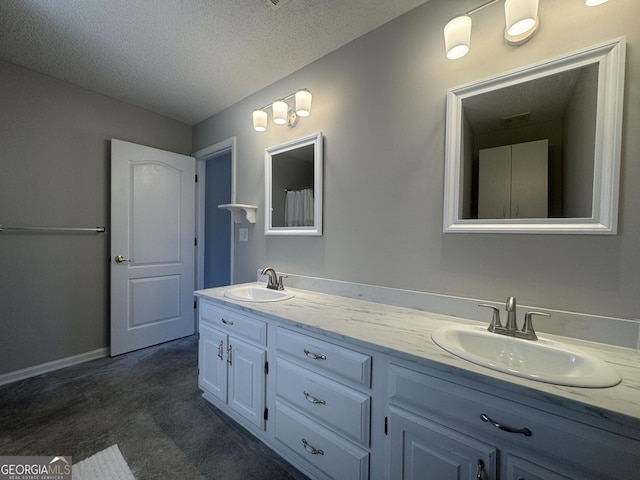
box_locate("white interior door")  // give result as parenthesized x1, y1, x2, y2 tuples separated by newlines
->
(110, 139, 196, 356)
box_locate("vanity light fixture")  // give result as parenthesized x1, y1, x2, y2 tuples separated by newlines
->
(444, 0, 539, 59)
(252, 89, 312, 132)
(444, 0, 610, 59)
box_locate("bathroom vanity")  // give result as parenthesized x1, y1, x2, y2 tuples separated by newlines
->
(195, 283, 639, 480)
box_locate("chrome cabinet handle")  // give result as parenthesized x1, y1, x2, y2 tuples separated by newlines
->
(114, 255, 132, 263)
(301, 438, 324, 456)
(303, 391, 326, 405)
(217, 340, 224, 360)
(221, 318, 234, 325)
(476, 459, 485, 480)
(227, 344, 232, 366)
(304, 349, 326, 360)
(481, 413, 532, 436)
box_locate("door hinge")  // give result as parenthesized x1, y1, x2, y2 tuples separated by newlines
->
(195, 174, 198, 182)
(194, 237, 198, 246)
(264, 361, 269, 374)
(384, 416, 388, 435)
(194, 300, 197, 309)
(264, 407, 269, 421)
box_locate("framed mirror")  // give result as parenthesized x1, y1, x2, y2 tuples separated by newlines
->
(443, 37, 625, 234)
(265, 132, 323, 236)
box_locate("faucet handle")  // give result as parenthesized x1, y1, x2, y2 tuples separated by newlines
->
(478, 304, 502, 332)
(520, 311, 550, 341)
(277, 275, 288, 291)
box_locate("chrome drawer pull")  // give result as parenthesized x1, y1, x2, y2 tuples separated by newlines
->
(227, 344, 232, 366)
(221, 318, 234, 325)
(476, 459, 485, 480)
(480, 413, 532, 437)
(303, 390, 326, 405)
(217, 340, 224, 360)
(304, 348, 326, 360)
(301, 438, 324, 456)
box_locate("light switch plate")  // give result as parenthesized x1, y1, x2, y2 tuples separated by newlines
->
(239, 228, 249, 242)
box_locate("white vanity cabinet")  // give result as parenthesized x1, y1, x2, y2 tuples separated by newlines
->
(272, 327, 372, 480)
(195, 290, 639, 480)
(198, 301, 267, 429)
(387, 362, 638, 480)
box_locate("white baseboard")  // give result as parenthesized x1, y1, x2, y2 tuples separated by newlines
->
(0, 347, 109, 386)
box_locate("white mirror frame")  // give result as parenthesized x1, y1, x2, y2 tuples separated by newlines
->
(265, 132, 323, 236)
(443, 37, 626, 234)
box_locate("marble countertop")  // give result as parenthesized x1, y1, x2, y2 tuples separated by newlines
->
(195, 283, 640, 435)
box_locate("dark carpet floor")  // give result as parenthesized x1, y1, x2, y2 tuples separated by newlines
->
(0, 335, 309, 480)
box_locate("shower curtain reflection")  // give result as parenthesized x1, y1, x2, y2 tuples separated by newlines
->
(284, 188, 314, 227)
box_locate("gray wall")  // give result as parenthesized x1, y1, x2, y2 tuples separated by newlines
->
(0, 60, 191, 373)
(193, 0, 640, 322)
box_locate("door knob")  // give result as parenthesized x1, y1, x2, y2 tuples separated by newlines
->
(114, 255, 132, 263)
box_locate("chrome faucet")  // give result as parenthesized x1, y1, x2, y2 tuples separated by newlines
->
(479, 296, 549, 341)
(261, 267, 287, 290)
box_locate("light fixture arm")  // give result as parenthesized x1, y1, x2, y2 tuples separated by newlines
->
(466, 0, 499, 16)
(255, 91, 298, 113)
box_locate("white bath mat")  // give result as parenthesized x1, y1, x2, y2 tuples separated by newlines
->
(72, 444, 136, 480)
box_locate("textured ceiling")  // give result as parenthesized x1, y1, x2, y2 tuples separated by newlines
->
(0, 0, 431, 125)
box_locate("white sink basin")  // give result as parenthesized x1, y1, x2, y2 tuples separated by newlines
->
(431, 324, 621, 388)
(224, 285, 295, 302)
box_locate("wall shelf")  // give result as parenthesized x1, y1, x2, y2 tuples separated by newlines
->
(218, 204, 258, 224)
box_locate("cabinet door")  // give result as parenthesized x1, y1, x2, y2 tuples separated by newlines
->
(199, 323, 227, 403)
(478, 145, 511, 219)
(389, 406, 496, 480)
(511, 139, 548, 218)
(228, 336, 266, 429)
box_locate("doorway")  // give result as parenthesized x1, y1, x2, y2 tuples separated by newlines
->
(204, 150, 232, 287)
(195, 137, 236, 290)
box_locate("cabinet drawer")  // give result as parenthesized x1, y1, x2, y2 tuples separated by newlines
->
(388, 363, 640, 480)
(274, 401, 369, 480)
(199, 301, 267, 345)
(276, 358, 371, 447)
(275, 327, 371, 387)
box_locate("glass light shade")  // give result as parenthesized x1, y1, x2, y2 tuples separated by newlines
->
(272, 100, 289, 125)
(505, 0, 538, 37)
(295, 89, 312, 117)
(252, 109, 267, 132)
(444, 15, 472, 60)
(585, 0, 608, 5)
